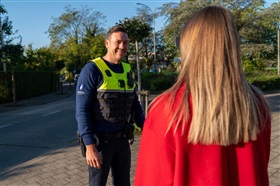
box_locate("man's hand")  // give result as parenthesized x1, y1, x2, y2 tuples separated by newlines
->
(86, 144, 102, 169)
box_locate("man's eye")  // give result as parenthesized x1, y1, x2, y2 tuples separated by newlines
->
(116, 41, 128, 45)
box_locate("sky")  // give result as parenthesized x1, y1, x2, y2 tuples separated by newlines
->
(1, 0, 180, 49)
(1, 0, 278, 49)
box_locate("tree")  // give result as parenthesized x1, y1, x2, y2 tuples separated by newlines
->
(0, 4, 22, 72)
(258, 2, 280, 67)
(160, 1, 210, 38)
(226, 0, 275, 70)
(118, 18, 152, 91)
(48, 5, 107, 73)
(157, 30, 178, 65)
(0, 4, 23, 105)
(1, 44, 24, 105)
(136, 5, 165, 68)
(160, 0, 278, 70)
(22, 45, 56, 71)
(136, 5, 155, 57)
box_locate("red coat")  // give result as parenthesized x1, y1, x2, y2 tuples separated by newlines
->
(134, 87, 271, 186)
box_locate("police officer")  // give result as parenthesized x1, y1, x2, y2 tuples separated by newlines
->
(76, 25, 145, 186)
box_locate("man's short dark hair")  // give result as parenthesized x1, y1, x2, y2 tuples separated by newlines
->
(106, 25, 128, 39)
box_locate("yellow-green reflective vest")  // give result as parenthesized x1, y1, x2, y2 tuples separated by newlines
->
(91, 57, 136, 123)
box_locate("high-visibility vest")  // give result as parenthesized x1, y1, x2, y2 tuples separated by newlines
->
(91, 57, 136, 123)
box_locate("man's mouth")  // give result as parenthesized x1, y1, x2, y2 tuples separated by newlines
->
(117, 50, 126, 56)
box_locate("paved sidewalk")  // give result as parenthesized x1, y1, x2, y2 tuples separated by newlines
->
(0, 87, 279, 186)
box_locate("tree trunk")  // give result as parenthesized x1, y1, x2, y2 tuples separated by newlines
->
(136, 40, 141, 91)
(11, 61, 17, 105)
(277, 29, 280, 76)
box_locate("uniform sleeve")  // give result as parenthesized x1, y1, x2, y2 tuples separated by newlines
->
(131, 90, 145, 129)
(75, 62, 102, 145)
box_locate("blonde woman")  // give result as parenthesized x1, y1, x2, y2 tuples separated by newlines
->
(134, 6, 271, 186)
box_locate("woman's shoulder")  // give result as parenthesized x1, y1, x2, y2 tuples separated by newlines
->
(149, 93, 169, 112)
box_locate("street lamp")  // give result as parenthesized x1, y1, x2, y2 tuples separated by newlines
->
(136, 3, 157, 68)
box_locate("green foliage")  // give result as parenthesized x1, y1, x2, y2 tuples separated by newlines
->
(161, 36, 179, 63)
(118, 17, 152, 65)
(141, 72, 178, 93)
(0, 71, 59, 103)
(141, 70, 279, 94)
(245, 69, 280, 91)
(0, 85, 11, 103)
(48, 5, 106, 46)
(242, 58, 267, 71)
(15, 71, 59, 99)
(0, 72, 11, 103)
(48, 5, 107, 73)
(1, 44, 23, 61)
(0, 4, 7, 14)
(0, 7, 22, 45)
(247, 75, 280, 91)
(164, 63, 176, 72)
(0, 44, 24, 71)
(241, 44, 275, 71)
(161, 0, 279, 70)
(22, 45, 57, 71)
(82, 34, 107, 64)
(54, 60, 65, 71)
(118, 18, 152, 44)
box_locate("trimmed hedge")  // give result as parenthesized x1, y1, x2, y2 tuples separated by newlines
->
(15, 71, 58, 99)
(1, 70, 278, 103)
(248, 75, 280, 92)
(0, 71, 59, 103)
(141, 72, 280, 94)
(141, 72, 178, 93)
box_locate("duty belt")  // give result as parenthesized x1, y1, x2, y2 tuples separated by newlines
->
(96, 131, 124, 141)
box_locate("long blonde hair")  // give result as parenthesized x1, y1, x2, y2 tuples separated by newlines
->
(161, 6, 270, 146)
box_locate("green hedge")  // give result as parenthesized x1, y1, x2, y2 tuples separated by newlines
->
(141, 72, 280, 94)
(247, 75, 280, 92)
(15, 71, 58, 99)
(0, 71, 59, 103)
(141, 72, 178, 93)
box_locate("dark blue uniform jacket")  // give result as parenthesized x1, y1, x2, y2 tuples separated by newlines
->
(76, 60, 145, 146)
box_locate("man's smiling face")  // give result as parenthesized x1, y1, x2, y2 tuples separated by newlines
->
(105, 31, 129, 64)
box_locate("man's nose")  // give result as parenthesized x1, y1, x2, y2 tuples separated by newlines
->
(119, 42, 125, 49)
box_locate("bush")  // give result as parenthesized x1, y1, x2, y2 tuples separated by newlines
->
(0, 71, 59, 103)
(141, 72, 178, 93)
(141, 70, 279, 94)
(247, 75, 280, 91)
(0, 85, 11, 103)
(245, 69, 280, 91)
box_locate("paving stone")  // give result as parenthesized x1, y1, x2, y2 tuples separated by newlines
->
(0, 92, 279, 186)
(37, 177, 56, 185)
(49, 179, 70, 186)
(269, 176, 280, 186)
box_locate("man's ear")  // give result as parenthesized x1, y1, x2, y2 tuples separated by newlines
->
(104, 39, 109, 48)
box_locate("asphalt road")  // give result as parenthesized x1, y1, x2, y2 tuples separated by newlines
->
(265, 92, 280, 113)
(0, 93, 77, 172)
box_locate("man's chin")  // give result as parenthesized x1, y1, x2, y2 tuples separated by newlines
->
(118, 55, 126, 60)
